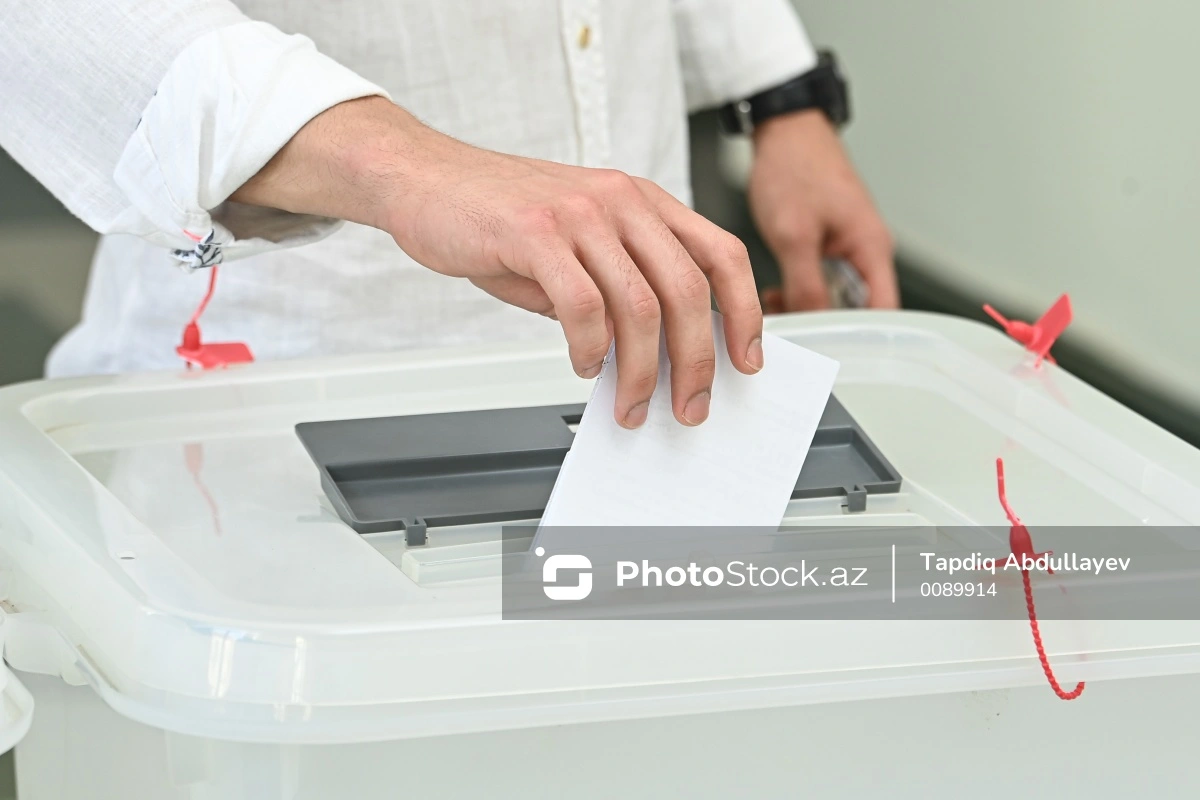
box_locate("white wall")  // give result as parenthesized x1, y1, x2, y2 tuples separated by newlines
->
(788, 0, 1200, 411)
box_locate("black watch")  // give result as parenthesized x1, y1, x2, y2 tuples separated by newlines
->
(718, 50, 850, 135)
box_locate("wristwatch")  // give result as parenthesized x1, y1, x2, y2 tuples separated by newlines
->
(718, 50, 850, 135)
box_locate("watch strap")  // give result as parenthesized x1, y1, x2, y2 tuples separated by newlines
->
(718, 50, 850, 135)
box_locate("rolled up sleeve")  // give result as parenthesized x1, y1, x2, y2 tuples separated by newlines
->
(0, 1, 387, 267)
(672, 0, 818, 112)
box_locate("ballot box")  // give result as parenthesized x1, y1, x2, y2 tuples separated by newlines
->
(2, 310, 1200, 798)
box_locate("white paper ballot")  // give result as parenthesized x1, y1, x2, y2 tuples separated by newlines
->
(538, 313, 839, 530)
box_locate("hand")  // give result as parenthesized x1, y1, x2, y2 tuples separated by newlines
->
(746, 109, 897, 311)
(233, 97, 764, 428)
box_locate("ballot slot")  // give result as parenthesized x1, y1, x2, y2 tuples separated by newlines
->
(297, 395, 905, 548)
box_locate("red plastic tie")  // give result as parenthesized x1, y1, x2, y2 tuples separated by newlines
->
(995, 457, 1084, 701)
(176, 231, 253, 370)
(983, 294, 1073, 366)
(181, 264, 217, 353)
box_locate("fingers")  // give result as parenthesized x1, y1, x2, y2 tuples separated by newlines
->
(633, 178, 764, 375)
(571, 229, 665, 428)
(842, 230, 899, 309)
(616, 204, 717, 426)
(497, 170, 765, 428)
(508, 241, 613, 378)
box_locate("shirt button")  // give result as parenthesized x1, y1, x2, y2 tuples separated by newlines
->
(577, 24, 592, 49)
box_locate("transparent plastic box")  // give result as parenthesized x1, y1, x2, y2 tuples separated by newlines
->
(2, 310, 1200, 798)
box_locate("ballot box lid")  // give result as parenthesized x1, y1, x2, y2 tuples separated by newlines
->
(294, 394, 901, 542)
(2, 310, 1200, 744)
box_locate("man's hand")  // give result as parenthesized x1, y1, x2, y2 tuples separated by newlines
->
(746, 109, 897, 311)
(233, 97, 764, 428)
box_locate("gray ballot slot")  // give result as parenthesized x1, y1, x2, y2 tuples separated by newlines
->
(296, 396, 901, 546)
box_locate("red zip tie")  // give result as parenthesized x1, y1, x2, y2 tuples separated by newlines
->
(176, 232, 253, 370)
(180, 265, 219, 355)
(983, 294, 1073, 367)
(996, 457, 1085, 700)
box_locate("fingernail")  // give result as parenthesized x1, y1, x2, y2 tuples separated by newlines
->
(682, 390, 711, 426)
(622, 400, 650, 429)
(746, 338, 764, 372)
(579, 362, 603, 379)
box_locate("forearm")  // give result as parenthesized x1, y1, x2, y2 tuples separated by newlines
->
(229, 96, 560, 260)
(231, 96, 427, 232)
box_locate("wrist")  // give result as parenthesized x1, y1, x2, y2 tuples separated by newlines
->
(325, 97, 436, 231)
(720, 50, 850, 138)
(751, 108, 837, 150)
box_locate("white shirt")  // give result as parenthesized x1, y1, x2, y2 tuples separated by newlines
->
(0, 0, 816, 377)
